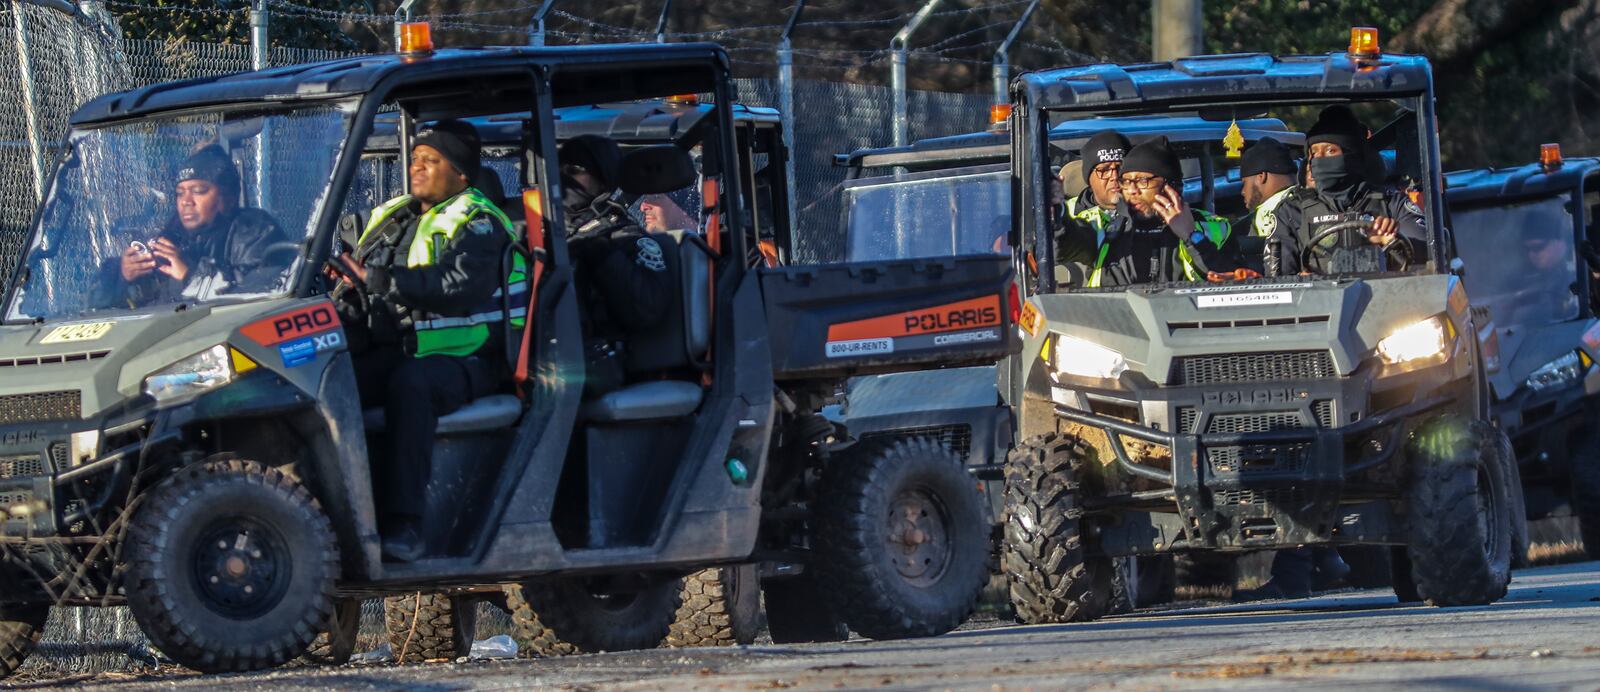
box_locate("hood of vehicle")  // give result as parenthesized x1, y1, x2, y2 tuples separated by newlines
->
(1487, 318, 1592, 400)
(1033, 274, 1463, 384)
(0, 301, 300, 420)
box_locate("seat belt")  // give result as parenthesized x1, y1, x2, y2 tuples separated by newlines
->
(514, 188, 548, 399)
(700, 178, 720, 386)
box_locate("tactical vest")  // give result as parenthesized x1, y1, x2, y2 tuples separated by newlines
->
(1087, 210, 1231, 288)
(1291, 188, 1392, 274)
(1252, 186, 1292, 237)
(360, 188, 525, 358)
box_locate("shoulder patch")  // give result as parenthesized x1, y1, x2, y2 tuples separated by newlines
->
(635, 236, 666, 272)
(1403, 198, 1424, 216)
(466, 216, 495, 235)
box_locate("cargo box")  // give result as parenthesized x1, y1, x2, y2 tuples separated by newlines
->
(761, 255, 1018, 381)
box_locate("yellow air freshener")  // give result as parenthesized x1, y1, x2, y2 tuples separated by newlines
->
(1223, 120, 1245, 159)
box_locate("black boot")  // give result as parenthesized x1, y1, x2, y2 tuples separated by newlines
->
(1311, 547, 1351, 591)
(382, 516, 426, 563)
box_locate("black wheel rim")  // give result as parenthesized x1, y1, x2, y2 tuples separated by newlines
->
(886, 488, 952, 588)
(191, 516, 293, 619)
(1477, 466, 1500, 557)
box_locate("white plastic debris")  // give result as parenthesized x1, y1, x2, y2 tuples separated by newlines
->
(470, 635, 519, 660)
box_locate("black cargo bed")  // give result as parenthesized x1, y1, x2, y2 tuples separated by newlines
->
(760, 255, 1018, 381)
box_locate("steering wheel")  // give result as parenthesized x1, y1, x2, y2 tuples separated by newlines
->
(1300, 219, 1413, 273)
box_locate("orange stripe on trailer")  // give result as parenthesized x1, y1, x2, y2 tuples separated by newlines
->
(827, 295, 1002, 342)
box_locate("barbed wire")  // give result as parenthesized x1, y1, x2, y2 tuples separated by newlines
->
(102, 0, 1100, 71)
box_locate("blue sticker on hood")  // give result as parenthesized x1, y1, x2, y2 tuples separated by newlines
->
(279, 337, 317, 367)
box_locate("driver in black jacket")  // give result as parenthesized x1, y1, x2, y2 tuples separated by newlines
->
(97, 145, 288, 308)
(1264, 106, 1424, 275)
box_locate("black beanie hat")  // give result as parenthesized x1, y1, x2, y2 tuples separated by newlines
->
(414, 119, 481, 182)
(1120, 136, 1182, 183)
(558, 134, 623, 191)
(1305, 105, 1368, 156)
(1081, 130, 1131, 183)
(174, 145, 241, 205)
(1240, 136, 1298, 177)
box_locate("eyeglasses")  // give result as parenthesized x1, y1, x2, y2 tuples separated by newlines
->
(1090, 163, 1120, 181)
(560, 163, 590, 178)
(1118, 175, 1165, 191)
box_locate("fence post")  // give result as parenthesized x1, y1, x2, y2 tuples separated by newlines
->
(890, 0, 940, 148)
(528, 0, 557, 46)
(250, 0, 268, 71)
(777, 0, 804, 254)
(12, 1, 46, 204)
(992, 0, 1039, 107)
(654, 0, 672, 43)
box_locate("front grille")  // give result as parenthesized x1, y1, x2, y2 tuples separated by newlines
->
(48, 443, 67, 470)
(1180, 402, 1335, 435)
(0, 454, 44, 479)
(863, 425, 973, 462)
(0, 391, 81, 424)
(1208, 412, 1304, 434)
(1172, 351, 1335, 385)
(1312, 400, 1335, 428)
(1207, 443, 1311, 473)
(0, 490, 32, 509)
(1213, 487, 1308, 507)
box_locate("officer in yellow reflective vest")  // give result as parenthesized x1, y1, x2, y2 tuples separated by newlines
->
(1083, 137, 1236, 287)
(1238, 136, 1298, 238)
(333, 120, 523, 562)
(1056, 130, 1130, 267)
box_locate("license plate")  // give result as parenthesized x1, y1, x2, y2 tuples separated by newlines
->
(39, 322, 113, 344)
(825, 338, 894, 358)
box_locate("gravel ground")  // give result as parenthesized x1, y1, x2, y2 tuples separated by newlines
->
(7, 560, 1599, 691)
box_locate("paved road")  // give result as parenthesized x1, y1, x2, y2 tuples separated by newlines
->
(15, 562, 1600, 690)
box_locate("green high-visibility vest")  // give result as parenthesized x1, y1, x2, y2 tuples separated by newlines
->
(1066, 196, 1114, 247)
(360, 188, 525, 358)
(1086, 210, 1232, 287)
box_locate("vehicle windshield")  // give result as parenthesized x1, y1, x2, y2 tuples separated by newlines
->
(1453, 194, 1580, 325)
(843, 164, 1009, 261)
(4, 105, 350, 322)
(1033, 99, 1436, 292)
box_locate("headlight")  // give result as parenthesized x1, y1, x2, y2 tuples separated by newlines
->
(1054, 335, 1128, 379)
(143, 345, 242, 403)
(1525, 351, 1587, 392)
(1377, 316, 1450, 365)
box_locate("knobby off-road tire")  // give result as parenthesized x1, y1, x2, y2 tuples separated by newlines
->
(667, 565, 759, 647)
(762, 572, 848, 644)
(1404, 418, 1513, 607)
(301, 598, 362, 666)
(814, 437, 990, 640)
(506, 576, 679, 657)
(124, 460, 338, 674)
(1389, 547, 1421, 603)
(1003, 434, 1112, 623)
(0, 603, 47, 679)
(1572, 448, 1600, 560)
(384, 593, 475, 663)
(1108, 557, 1135, 614)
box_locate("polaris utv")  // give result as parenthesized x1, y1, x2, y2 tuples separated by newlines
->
(355, 99, 789, 656)
(1447, 148, 1600, 560)
(1000, 36, 1520, 621)
(0, 40, 1014, 676)
(835, 115, 1305, 606)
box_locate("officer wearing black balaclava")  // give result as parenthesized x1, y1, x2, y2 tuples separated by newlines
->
(557, 135, 670, 395)
(1264, 105, 1424, 275)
